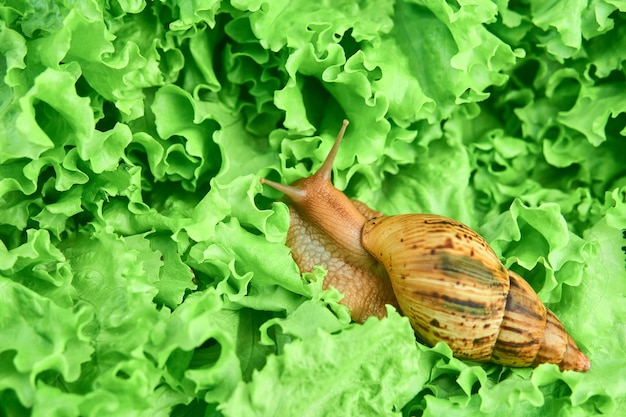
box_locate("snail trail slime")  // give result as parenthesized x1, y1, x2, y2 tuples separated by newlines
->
(261, 120, 590, 372)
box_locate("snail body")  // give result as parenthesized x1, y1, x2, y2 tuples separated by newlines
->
(261, 120, 590, 372)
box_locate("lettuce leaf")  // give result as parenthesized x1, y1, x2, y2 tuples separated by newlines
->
(1, 0, 625, 416)
(220, 308, 427, 417)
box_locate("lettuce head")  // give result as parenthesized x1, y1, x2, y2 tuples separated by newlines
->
(1, 0, 625, 416)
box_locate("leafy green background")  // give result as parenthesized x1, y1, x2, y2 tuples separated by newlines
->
(1, 0, 625, 416)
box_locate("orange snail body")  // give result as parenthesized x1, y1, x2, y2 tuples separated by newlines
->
(261, 120, 590, 372)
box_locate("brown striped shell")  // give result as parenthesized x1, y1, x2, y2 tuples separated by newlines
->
(361, 214, 590, 371)
(261, 120, 590, 372)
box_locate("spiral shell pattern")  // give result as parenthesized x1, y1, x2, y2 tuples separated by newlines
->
(362, 214, 590, 371)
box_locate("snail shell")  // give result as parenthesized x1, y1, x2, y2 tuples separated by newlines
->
(362, 215, 590, 370)
(261, 120, 590, 372)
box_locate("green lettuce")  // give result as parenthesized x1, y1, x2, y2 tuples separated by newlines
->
(1, 0, 625, 416)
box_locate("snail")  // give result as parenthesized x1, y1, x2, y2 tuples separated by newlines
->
(260, 120, 590, 372)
